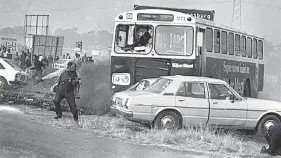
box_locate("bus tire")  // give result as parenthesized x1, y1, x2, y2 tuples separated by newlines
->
(243, 79, 251, 97)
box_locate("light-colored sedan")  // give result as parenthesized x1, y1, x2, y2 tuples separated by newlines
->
(111, 75, 281, 135)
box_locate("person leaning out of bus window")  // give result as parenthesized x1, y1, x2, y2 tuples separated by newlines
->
(133, 27, 152, 48)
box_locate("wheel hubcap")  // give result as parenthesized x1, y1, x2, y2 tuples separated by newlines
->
(264, 120, 276, 131)
(160, 116, 175, 129)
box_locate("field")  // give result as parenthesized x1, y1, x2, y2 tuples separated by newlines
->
(1, 104, 274, 158)
(1, 53, 280, 157)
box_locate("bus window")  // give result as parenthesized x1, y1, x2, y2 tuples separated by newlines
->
(214, 29, 220, 53)
(241, 36, 246, 57)
(206, 28, 213, 52)
(221, 31, 227, 54)
(155, 26, 193, 56)
(253, 38, 257, 59)
(114, 24, 153, 54)
(258, 40, 263, 60)
(228, 33, 234, 55)
(246, 37, 252, 58)
(235, 34, 240, 56)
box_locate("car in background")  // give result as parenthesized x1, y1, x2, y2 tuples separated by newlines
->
(111, 75, 281, 136)
(126, 78, 158, 91)
(53, 59, 72, 69)
(0, 57, 28, 89)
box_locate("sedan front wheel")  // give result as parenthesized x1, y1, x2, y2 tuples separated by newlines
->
(154, 110, 180, 130)
(257, 115, 281, 137)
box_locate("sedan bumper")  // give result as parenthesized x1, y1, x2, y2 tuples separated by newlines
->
(110, 105, 133, 118)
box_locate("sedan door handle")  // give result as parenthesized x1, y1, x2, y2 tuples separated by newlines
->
(178, 99, 185, 102)
(213, 102, 219, 104)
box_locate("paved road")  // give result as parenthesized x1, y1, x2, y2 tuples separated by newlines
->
(0, 107, 200, 158)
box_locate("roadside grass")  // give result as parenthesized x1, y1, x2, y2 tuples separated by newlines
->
(16, 105, 268, 158)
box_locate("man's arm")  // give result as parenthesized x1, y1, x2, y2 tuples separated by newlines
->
(42, 68, 64, 80)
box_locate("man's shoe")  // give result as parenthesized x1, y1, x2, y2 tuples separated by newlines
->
(74, 120, 81, 128)
(54, 115, 62, 119)
(260, 146, 267, 153)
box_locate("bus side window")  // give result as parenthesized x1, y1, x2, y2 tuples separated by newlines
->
(246, 37, 252, 58)
(228, 32, 234, 55)
(253, 38, 257, 59)
(258, 40, 263, 60)
(241, 36, 246, 57)
(235, 34, 240, 56)
(214, 29, 220, 53)
(221, 31, 227, 54)
(206, 28, 213, 52)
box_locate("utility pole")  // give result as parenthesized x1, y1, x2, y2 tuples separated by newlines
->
(231, 0, 242, 29)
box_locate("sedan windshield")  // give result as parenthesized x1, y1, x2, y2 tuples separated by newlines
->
(144, 78, 172, 93)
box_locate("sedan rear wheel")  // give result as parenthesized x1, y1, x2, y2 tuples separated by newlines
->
(154, 110, 180, 130)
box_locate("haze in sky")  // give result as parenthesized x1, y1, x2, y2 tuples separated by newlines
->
(0, 0, 280, 44)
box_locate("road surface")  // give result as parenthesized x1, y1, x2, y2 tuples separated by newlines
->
(0, 106, 201, 158)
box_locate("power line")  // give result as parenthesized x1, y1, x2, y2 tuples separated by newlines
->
(0, 6, 131, 13)
(242, 0, 281, 10)
(0, 1, 234, 13)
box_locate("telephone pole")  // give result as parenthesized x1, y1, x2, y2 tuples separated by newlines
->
(231, 0, 242, 29)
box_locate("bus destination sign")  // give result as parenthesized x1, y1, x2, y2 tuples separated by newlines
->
(134, 5, 215, 21)
(137, 13, 174, 21)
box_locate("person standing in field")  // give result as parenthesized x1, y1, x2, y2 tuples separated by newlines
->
(38, 61, 81, 126)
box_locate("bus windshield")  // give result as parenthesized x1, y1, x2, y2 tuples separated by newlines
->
(155, 26, 194, 56)
(114, 24, 153, 54)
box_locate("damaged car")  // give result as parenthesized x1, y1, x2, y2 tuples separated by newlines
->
(111, 75, 281, 136)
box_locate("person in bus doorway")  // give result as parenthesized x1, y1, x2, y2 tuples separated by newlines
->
(38, 61, 81, 126)
(260, 123, 281, 156)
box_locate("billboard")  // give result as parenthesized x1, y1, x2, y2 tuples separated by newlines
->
(24, 15, 49, 49)
(134, 5, 215, 21)
(32, 35, 64, 57)
(0, 35, 25, 52)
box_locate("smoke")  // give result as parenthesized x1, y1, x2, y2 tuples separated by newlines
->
(77, 58, 113, 115)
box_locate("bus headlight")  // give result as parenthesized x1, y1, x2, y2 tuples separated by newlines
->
(112, 73, 130, 85)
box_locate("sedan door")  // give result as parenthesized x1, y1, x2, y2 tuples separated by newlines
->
(207, 83, 247, 128)
(175, 82, 210, 126)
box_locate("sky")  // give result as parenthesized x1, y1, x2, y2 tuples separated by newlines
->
(0, 0, 280, 45)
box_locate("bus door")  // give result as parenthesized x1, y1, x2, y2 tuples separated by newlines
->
(195, 27, 206, 76)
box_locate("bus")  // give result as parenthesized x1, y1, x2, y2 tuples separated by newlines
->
(110, 9, 264, 98)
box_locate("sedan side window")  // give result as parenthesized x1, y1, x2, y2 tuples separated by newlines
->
(208, 84, 237, 100)
(176, 82, 205, 99)
(0, 63, 4, 69)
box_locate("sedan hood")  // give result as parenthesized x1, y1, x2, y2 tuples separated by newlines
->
(246, 98, 281, 111)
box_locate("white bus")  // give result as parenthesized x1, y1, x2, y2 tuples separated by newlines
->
(110, 9, 264, 98)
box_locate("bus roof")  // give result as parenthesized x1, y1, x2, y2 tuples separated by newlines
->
(115, 9, 264, 40)
(194, 17, 264, 40)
